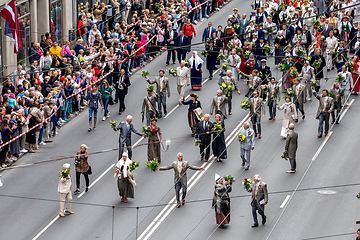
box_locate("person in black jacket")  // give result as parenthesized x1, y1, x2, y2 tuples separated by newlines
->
(165, 25, 178, 65)
(115, 69, 131, 114)
(310, 48, 326, 92)
(258, 59, 271, 84)
(175, 30, 189, 64)
(29, 41, 40, 65)
(40, 35, 49, 51)
(195, 114, 213, 162)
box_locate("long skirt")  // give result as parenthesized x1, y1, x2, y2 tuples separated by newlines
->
(282, 71, 292, 90)
(212, 133, 227, 159)
(10, 128, 20, 155)
(117, 177, 134, 199)
(351, 73, 360, 92)
(215, 204, 230, 225)
(26, 129, 36, 145)
(148, 135, 161, 162)
(191, 69, 202, 90)
(188, 111, 199, 134)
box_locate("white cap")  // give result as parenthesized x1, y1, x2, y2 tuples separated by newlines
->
(215, 174, 222, 183)
(63, 163, 70, 169)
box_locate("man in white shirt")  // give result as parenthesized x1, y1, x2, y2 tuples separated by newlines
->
(176, 61, 190, 102)
(339, 65, 352, 99)
(325, 31, 338, 71)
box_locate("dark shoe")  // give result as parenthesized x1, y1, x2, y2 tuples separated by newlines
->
(252, 223, 259, 228)
(191, 133, 195, 137)
(335, 121, 339, 124)
(204, 159, 208, 162)
(74, 189, 80, 194)
(182, 199, 185, 205)
(325, 133, 328, 136)
(255, 134, 257, 138)
(269, 117, 272, 120)
(262, 216, 267, 225)
(201, 156, 204, 160)
(85, 187, 89, 192)
(331, 121, 335, 124)
(45, 140, 53, 143)
(229, 111, 232, 115)
(302, 115, 306, 120)
(88, 128, 92, 132)
(176, 203, 181, 208)
(327, 69, 330, 72)
(166, 62, 169, 65)
(119, 111, 122, 115)
(164, 109, 167, 115)
(158, 115, 162, 118)
(242, 163, 245, 167)
(295, 119, 298, 122)
(258, 135, 261, 139)
(172, 62, 176, 64)
(219, 224, 224, 229)
(245, 167, 249, 170)
(317, 134, 322, 138)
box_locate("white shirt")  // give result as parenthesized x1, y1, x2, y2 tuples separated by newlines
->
(254, 97, 259, 102)
(335, 88, 339, 93)
(256, 181, 260, 187)
(177, 161, 182, 167)
(323, 96, 328, 101)
(271, 83, 275, 89)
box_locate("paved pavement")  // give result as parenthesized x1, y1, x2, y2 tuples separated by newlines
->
(0, 1, 359, 240)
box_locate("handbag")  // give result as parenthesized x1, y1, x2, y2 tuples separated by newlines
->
(109, 96, 114, 105)
(194, 107, 203, 121)
(87, 165, 92, 175)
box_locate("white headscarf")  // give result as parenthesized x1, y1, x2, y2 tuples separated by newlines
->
(63, 163, 70, 169)
(115, 152, 132, 178)
(189, 51, 204, 69)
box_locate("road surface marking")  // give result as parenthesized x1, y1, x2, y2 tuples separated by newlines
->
(138, 116, 249, 240)
(164, 69, 221, 119)
(32, 215, 59, 240)
(339, 99, 355, 123)
(133, 137, 144, 148)
(311, 132, 333, 161)
(280, 195, 291, 209)
(77, 163, 115, 198)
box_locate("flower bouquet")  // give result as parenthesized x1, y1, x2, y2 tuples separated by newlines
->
(145, 158, 159, 172)
(240, 99, 251, 110)
(266, 27, 274, 33)
(166, 67, 177, 76)
(329, 92, 334, 97)
(243, 178, 253, 192)
(264, 44, 271, 55)
(312, 59, 322, 69)
(281, 151, 289, 160)
(223, 175, 235, 185)
(201, 50, 209, 58)
(243, 50, 251, 60)
(245, 61, 253, 69)
(259, 23, 264, 27)
(227, 41, 234, 49)
(320, 36, 325, 41)
(283, 88, 294, 98)
(234, 23, 240, 30)
(290, 67, 299, 78)
(275, 43, 279, 49)
(109, 120, 118, 131)
(346, 61, 354, 71)
(142, 71, 150, 78)
(258, 71, 265, 80)
(220, 81, 235, 94)
(277, 62, 287, 72)
(317, 24, 324, 32)
(155, 2, 162, 10)
(217, 53, 226, 61)
(356, 192, 360, 199)
(238, 133, 247, 143)
(222, 63, 229, 71)
(146, 84, 154, 93)
(195, 138, 202, 146)
(142, 125, 152, 138)
(312, 19, 320, 26)
(296, 6, 301, 11)
(295, 48, 306, 57)
(332, 49, 339, 55)
(310, 80, 319, 88)
(297, 35, 303, 41)
(212, 123, 223, 133)
(58, 167, 70, 179)
(336, 74, 345, 83)
(236, 47, 243, 53)
(129, 161, 140, 172)
(184, 58, 190, 67)
(260, 84, 269, 94)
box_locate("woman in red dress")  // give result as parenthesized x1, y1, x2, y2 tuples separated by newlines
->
(351, 56, 360, 95)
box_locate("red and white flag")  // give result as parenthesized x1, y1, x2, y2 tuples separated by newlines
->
(0, 0, 24, 54)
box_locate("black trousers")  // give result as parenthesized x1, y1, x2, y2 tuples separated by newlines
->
(119, 138, 132, 160)
(76, 171, 89, 189)
(177, 51, 186, 64)
(251, 200, 265, 224)
(166, 46, 176, 63)
(199, 140, 211, 160)
(118, 90, 126, 112)
(294, 100, 305, 116)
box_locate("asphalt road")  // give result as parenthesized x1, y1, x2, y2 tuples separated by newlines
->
(0, 1, 359, 240)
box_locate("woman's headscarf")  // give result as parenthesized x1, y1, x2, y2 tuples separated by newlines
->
(189, 51, 204, 69)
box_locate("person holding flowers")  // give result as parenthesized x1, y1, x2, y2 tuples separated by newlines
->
(176, 61, 191, 102)
(280, 56, 293, 91)
(338, 65, 352, 99)
(249, 90, 265, 139)
(147, 118, 162, 163)
(74, 144, 90, 194)
(239, 69, 260, 99)
(182, 93, 202, 136)
(277, 96, 298, 138)
(325, 31, 338, 71)
(205, 41, 218, 80)
(195, 114, 213, 162)
(291, 78, 307, 122)
(226, 49, 241, 81)
(212, 174, 232, 228)
(310, 48, 326, 91)
(239, 122, 255, 170)
(267, 77, 280, 120)
(249, 174, 268, 227)
(157, 152, 204, 208)
(285, 123, 298, 173)
(58, 163, 74, 217)
(263, 17, 277, 55)
(210, 90, 228, 121)
(142, 85, 158, 126)
(299, 61, 315, 101)
(212, 114, 226, 162)
(312, 88, 334, 138)
(330, 82, 345, 124)
(219, 70, 241, 115)
(114, 152, 134, 203)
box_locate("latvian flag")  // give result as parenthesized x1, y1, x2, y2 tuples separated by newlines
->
(0, 0, 24, 54)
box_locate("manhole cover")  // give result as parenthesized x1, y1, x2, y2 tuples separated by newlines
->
(318, 190, 337, 195)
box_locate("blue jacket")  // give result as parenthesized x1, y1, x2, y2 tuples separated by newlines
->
(182, 100, 201, 112)
(202, 27, 216, 42)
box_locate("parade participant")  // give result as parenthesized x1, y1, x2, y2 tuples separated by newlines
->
(226, 49, 241, 81)
(263, 17, 277, 55)
(146, 70, 170, 118)
(157, 152, 204, 208)
(255, 37, 267, 66)
(267, 77, 280, 120)
(114, 115, 143, 160)
(176, 61, 191, 102)
(310, 49, 326, 91)
(292, 78, 307, 121)
(312, 88, 334, 138)
(333, 41, 347, 72)
(205, 41, 218, 80)
(285, 123, 298, 173)
(325, 31, 338, 71)
(352, 56, 360, 95)
(175, 31, 189, 64)
(189, 51, 204, 90)
(114, 152, 134, 203)
(73, 144, 90, 194)
(182, 93, 202, 136)
(210, 90, 228, 120)
(142, 86, 158, 126)
(338, 65, 352, 99)
(239, 14, 249, 43)
(249, 90, 265, 139)
(224, 21, 234, 54)
(249, 174, 268, 228)
(202, 22, 216, 43)
(85, 84, 103, 132)
(58, 163, 74, 217)
(212, 174, 231, 228)
(165, 25, 178, 65)
(339, 16, 352, 48)
(219, 70, 240, 115)
(212, 114, 227, 161)
(330, 82, 345, 124)
(277, 96, 297, 138)
(147, 118, 162, 162)
(292, 41, 305, 73)
(299, 61, 315, 101)
(259, 59, 272, 85)
(195, 114, 213, 162)
(239, 122, 255, 170)
(239, 69, 260, 99)
(115, 69, 131, 115)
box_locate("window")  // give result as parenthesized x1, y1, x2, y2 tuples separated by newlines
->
(50, 0, 62, 43)
(16, 0, 31, 65)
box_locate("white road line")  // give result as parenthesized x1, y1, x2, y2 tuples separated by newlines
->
(77, 163, 115, 198)
(311, 131, 333, 161)
(280, 195, 291, 209)
(164, 69, 221, 119)
(339, 99, 355, 123)
(133, 137, 144, 148)
(32, 215, 59, 240)
(138, 116, 249, 240)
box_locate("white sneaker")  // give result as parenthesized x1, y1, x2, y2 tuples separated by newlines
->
(39, 142, 46, 146)
(102, 116, 106, 121)
(307, 98, 311, 101)
(2, 164, 7, 168)
(60, 119, 66, 123)
(20, 149, 28, 153)
(107, 112, 110, 118)
(11, 157, 17, 161)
